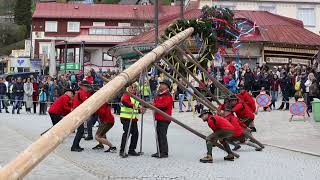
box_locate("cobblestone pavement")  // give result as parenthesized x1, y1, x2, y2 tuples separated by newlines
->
(0, 104, 320, 180)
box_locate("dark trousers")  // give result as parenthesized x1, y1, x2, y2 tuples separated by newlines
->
(0, 95, 8, 112)
(33, 102, 37, 113)
(279, 93, 289, 109)
(13, 95, 23, 111)
(49, 113, 63, 126)
(86, 114, 98, 138)
(72, 124, 84, 148)
(156, 120, 170, 155)
(120, 119, 138, 152)
(39, 102, 46, 114)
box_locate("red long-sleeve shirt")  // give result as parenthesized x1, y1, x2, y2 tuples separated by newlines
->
(232, 102, 255, 120)
(153, 92, 173, 122)
(224, 114, 244, 137)
(207, 114, 235, 132)
(48, 94, 73, 116)
(73, 89, 92, 109)
(97, 103, 114, 123)
(237, 91, 256, 113)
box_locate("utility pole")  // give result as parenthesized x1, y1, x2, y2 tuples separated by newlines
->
(155, 0, 159, 45)
(64, 41, 67, 74)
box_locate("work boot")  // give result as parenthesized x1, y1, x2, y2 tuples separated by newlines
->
(84, 136, 93, 141)
(224, 154, 235, 161)
(105, 147, 117, 153)
(250, 127, 257, 132)
(119, 151, 128, 158)
(17, 109, 20, 114)
(128, 150, 140, 156)
(200, 155, 213, 163)
(92, 144, 104, 150)
(12, 109, 15, 114)
(232, 144, 241, 151)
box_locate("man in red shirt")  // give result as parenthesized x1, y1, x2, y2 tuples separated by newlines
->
(198, 110, 236, 163)
(228, 95, 256, 131)
(151, 80, 173, 158)
(92, 103, 117, 153)
(223, 110, 264, 151)
(71, 80, 93, 152)
(237, 85, 256, 113)
(48, 89, 74, 126)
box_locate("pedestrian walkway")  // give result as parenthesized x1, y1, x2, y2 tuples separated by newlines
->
(1, 107, 320, 179)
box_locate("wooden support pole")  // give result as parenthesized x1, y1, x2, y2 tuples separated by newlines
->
(127, 92, 206, 140)
(153, 63, 218, 112)
(0, 28, 195, 180)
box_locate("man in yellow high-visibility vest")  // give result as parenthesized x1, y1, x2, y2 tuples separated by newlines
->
(119, 83, 144, 157)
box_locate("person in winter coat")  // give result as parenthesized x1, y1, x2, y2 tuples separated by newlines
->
(12, 77, 24, 114)
(24, 77, 33, 113)
(270, 74, 280, 109)
(226, 74, 238, 93)
(151, 80, 173, 158)
(307, 73, 319, 112)
(31, 78, 39, 114)
(243, 68, 255, 92)
(278, 72, 292, 110)
(0, 77, 9, 113)
(38, 87, 47, 115)
(198, 110, 236, 163)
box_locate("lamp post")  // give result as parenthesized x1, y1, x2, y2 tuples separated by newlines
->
(64, 41, 67, 74)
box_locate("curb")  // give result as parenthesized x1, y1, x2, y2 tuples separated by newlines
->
(265, 143, 320, 157)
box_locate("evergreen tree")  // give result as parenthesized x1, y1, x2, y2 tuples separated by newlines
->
(14, 0, 31, 36)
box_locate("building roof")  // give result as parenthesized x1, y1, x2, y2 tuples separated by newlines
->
(32, 3, 180, 20)
(123, 9, 320, 47)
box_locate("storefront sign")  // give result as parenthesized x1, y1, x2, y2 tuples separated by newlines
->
(291, 58, 310, 66)
(265, 57, 289, 64)
(60, 63, 80, 70)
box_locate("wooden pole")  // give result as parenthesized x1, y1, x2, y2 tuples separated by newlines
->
(0, 28, 194, 180)
(127, 92, 206, 140)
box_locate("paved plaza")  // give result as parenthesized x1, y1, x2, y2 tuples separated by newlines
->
(1, 103, 320, 180)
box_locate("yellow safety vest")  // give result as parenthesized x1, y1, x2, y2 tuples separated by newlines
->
(120, 97, 140, 119)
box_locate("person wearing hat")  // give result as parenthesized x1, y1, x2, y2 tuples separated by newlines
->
(227, 95, 256, 131)
(151, 79, 173, 158)
(71, 80, 93, 152)
(223, 109, 264, 151)
(237, 84, 256, 113)
(119, 83, 143, 157)
(198, 110, 236, 163)
(48, 89, 74, 126)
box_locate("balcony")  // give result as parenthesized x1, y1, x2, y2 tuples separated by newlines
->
(88, 26, 148, 36)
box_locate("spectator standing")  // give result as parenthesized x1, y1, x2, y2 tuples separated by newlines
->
(270, 74, 280, 109)
(39, 87, 47, 115)
(31, 78, 39, 114)
(0, 78, 9, 113)
(24, 77, 33, 113)
(12, 77, 24, 114)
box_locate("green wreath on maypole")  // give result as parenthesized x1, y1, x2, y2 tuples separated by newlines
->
(162, 6, 240, 76)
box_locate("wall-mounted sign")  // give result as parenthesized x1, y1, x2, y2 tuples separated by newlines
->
(265, 57, 289, 64)
(291, 58, 310, 66)
(17, 59, 25, 66)
(60, 63, 80, 70)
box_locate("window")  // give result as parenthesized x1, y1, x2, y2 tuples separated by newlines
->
(93, 22, 105, 27)
(118, 23, 131, 27)
(67, 22, 80, 32)
(297, 8, 316, 27)
(259, 4, 276, 14)
(45, 21, 57, 32)
(103, 52, 112, 61)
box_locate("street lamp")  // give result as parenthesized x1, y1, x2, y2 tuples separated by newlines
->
(64, 40, 68, 74)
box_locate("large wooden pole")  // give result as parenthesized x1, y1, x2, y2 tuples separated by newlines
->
(0, 28, 194, 180)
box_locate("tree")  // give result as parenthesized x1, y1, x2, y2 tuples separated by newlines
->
(0, 22, 27, 47)
(14, 0, 31, 35)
